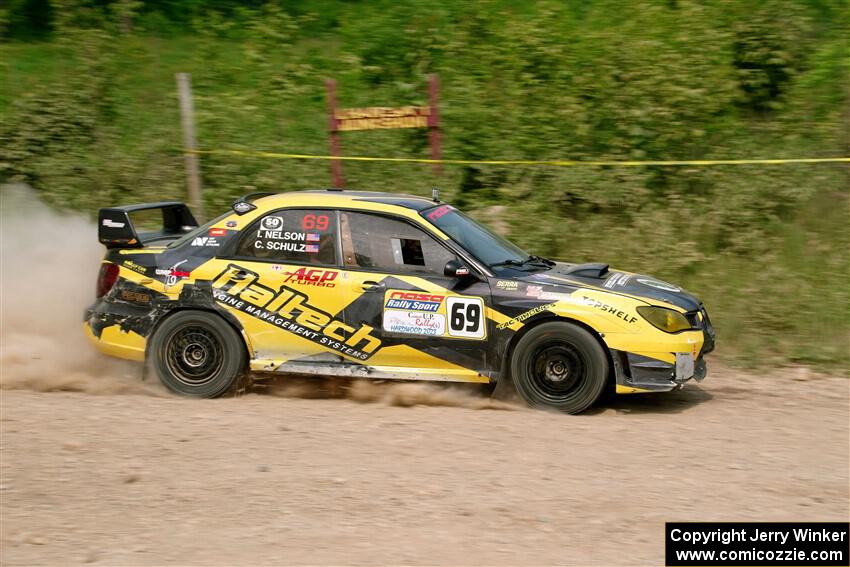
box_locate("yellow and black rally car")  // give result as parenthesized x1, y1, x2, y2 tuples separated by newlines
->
(86, 189, 715, 413)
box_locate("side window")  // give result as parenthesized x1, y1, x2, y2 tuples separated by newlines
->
(235, 210, 337, 265)
(340, 212, 454, 275)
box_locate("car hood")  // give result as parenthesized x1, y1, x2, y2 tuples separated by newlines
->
(517, 262, 703, 312)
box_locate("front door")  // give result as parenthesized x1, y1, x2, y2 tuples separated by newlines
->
(335, 210, 492, 383)
(206, 207, 352, 367)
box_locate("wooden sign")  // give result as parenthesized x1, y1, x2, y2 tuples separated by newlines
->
(326, 75, 441, 187)
(334, 106, 431, 131)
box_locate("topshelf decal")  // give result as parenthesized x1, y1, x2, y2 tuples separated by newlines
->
(382, 289, 485, 340)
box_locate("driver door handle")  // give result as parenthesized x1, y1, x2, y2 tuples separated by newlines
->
(360, 280, 386, 293)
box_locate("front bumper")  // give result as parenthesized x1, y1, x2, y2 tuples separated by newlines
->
(613, 352, 707, 393)
(613, 306, 714, 393)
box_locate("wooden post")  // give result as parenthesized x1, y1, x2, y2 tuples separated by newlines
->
(428, 74, 442, 176)
(176, 72, 204, 221)
(326, 79, 344, 188)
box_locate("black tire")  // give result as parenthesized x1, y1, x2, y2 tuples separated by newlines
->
(510, 321, 609, 414)
(149, 310, 247, 398)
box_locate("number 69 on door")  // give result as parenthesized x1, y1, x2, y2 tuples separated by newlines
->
(447, 297, 486, 339)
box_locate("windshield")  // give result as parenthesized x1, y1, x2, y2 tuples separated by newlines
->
(167, 211, 231, 248)
(421, 205, 529, 267)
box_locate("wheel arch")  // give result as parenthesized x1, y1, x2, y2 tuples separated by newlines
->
(500, 313, 616, 386)
(146, 306, 254, 363)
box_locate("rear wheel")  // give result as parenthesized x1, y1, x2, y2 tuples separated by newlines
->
(510, 321, 608, 414)
(149, 311, 246, 398)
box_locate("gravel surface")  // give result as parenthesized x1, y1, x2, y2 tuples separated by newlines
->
(1, 185, 847, 565)
(1, 362, 847, 566)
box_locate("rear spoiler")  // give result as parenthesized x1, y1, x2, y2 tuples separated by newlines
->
(98, 202, 198, 249)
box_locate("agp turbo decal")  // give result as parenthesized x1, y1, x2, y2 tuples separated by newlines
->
(281, 267, 338, 287)
(212, 264, 380, 360)
(383, 290, 486, 339)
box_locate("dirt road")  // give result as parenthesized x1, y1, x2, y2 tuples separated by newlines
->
(1, 363, 847, 566)
(1, 185, 847, 565)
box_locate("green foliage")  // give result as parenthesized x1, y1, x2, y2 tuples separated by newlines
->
(732, 1, 812, 112)
(1, 0, 848, 372)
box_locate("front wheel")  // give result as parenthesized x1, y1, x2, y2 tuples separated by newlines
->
(149, 311, 247, 398)
(510, 321, 609, 414)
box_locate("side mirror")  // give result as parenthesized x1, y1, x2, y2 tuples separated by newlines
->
(444, 259, 471, 278)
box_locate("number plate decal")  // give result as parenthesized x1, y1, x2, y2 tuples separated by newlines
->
(383, 290, 486, 340)
(446, 297, 486, 339)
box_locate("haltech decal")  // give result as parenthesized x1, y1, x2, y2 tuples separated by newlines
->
(212, 264, 380, 360)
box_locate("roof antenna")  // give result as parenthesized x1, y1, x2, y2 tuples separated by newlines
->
(432, 187, 440, 202)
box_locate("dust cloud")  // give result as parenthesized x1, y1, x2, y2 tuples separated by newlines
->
(0, 184, 162, 396)
(0, 184, 516, 408)
(264, 376, 520, 410)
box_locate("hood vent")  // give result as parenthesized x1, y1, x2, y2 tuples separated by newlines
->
(563, 263, 610, 279)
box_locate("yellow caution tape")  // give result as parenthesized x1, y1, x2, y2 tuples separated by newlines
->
(186, 148, 850, 167)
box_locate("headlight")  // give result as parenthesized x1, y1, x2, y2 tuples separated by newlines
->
(636, 306, 692, 333)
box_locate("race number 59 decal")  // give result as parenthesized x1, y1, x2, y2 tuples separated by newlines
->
(447, 297, 486, 339)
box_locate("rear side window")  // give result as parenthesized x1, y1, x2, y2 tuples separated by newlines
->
(235, 210, 337, 265)
(340, 211, 454, 275)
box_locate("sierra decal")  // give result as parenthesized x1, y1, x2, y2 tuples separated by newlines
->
(495, 280, 519, 291)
